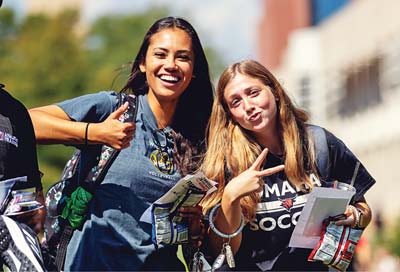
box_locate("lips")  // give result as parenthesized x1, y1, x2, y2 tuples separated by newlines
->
(248, 112, 261, 121)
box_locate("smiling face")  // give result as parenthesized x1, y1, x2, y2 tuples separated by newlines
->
(223, 73, 278, 136)
(139, 28, 194, 105)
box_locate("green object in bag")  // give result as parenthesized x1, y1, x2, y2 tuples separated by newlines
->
(61, 186, 93, 229)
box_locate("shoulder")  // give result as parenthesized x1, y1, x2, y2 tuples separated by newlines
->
(311, 126, 376, 199)
(306, 124, 344, 148)
(56, 91, 120, 122)
(0, 89, 27, 113)
(57, 90, 118, 108)
(0, 90, 31, 126)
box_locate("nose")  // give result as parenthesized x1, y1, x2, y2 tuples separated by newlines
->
(165, 56, 177, 70)
(243, 98, 254, 113)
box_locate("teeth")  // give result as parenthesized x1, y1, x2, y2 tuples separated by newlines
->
(160, 75, 179, 82)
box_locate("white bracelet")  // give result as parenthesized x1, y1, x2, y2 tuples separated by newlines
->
(208, 203, 245, 239)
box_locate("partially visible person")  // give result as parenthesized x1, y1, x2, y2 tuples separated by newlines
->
(0, 83, 46, 271)
(29, 17, 214, 270)
(200, 60, 375, 271)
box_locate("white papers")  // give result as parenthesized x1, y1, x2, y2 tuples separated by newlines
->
(289, 187, 355, 249)
(139, 171, 217, 245)
(151, 171, 217, 245)
(154, 171, 217, 205)
(0, 176, 27, 210)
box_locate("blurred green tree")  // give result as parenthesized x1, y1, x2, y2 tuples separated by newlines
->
(387, 218, 400, 257)
(86, 8, 168, 92)
(0, 9, 88, 190)
(0, 7, 224, 192)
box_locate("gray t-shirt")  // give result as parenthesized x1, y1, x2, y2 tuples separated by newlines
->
(57, 91, 183, 270)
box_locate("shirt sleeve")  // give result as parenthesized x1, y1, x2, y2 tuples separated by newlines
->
(56, 91, 119, 123)
(325, 129, 376, 202)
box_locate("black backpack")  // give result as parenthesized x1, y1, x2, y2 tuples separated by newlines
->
(43, 93, 138, 271)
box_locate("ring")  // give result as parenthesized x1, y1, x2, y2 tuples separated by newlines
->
(191, 234, 201, 240)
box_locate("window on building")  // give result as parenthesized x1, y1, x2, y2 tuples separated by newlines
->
(299, 76, 311, 112)
(338, 58, 382, 118)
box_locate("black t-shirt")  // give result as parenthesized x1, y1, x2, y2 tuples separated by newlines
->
(234, 127, 376, 271)
(0, 85, 42, 191)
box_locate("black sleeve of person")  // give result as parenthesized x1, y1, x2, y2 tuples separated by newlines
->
(0, 85, 42, 190)
(325, 129, 375, 202)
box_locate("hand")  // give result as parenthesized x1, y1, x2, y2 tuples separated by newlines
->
(224, 148, 285, 202)
(334, 205, 358, 228)
(179, 205, 205, 248)
(93, 102, 136, 149)
(10, 206, 46, 234)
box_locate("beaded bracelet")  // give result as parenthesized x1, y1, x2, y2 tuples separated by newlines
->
(208, 203, 245, 239)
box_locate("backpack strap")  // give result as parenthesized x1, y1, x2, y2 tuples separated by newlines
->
(55, 93, 138, 271)
(306, 125, 330, 182)
(83, 93, 138, 191)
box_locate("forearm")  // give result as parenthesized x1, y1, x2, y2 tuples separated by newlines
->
(208, 192, 244, 256)
(29, 106, 100, 145)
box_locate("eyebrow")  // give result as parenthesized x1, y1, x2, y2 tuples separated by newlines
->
(152, 47, 193, 54)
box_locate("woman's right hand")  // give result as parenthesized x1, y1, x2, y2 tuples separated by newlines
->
(30, 102, 135, 149)
(91, 102, 135, 150)
(223, 148, 285, 203)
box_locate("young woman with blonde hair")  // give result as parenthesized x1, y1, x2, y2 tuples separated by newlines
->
(200, 59, 375, 270)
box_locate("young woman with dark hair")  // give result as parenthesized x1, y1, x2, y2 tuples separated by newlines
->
(30, 17, 214, 270)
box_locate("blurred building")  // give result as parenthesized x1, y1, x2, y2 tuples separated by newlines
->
(258, 0, 400, 223)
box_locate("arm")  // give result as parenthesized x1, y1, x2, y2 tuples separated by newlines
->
(208, 193, 244, 257)
(29, 103, 135, 150)
(335, 196, 372, 229)
(325, 130, 375, 228)
(29, 105, 90, 145)
(354, 197, 372, 228)
(208, 149, 285, 256)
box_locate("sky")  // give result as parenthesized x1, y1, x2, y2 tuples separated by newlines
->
(2, 0, 263, 65)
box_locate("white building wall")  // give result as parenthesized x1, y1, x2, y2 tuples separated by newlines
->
(277, 0, 400, 223)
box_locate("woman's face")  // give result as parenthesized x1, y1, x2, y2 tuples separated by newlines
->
(140, 28, 194, 103)
(223, 73, 278, 135)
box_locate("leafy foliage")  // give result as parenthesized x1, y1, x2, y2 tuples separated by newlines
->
(385, 218, 400, 257)
(0, 7, 224, 192)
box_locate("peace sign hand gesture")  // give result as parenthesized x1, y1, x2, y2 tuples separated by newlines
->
(224, 148, 285, 203)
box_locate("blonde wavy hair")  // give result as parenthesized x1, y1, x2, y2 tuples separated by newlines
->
(200, 60, 318, 221)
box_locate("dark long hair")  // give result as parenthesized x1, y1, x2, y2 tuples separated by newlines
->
(121, 17, 214, 174)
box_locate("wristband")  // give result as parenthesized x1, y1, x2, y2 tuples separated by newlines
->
(84, 123, 90, 145)
(208, 203, 245, 239)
